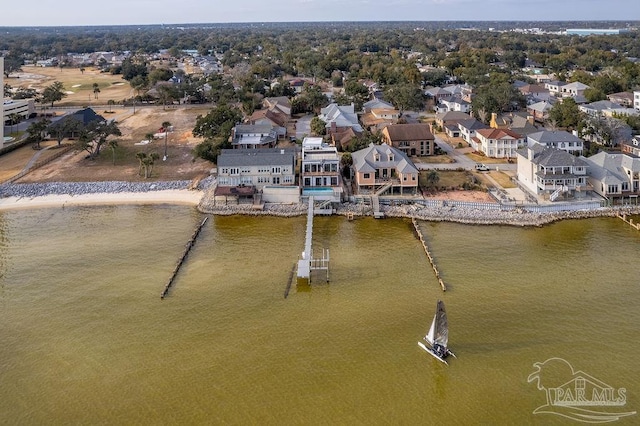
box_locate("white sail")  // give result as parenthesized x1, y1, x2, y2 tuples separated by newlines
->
(433, 300, 449, 348)
(425, 312, 436, 345)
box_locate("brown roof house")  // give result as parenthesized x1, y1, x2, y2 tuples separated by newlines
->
(351, 143, 419, 196)
(381, 123, 435, 157)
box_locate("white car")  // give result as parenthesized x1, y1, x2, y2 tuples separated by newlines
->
(475, 163, 489, 172)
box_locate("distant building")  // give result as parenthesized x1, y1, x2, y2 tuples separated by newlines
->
(565, 29, 628, 36)
(230, 124, 277, 149)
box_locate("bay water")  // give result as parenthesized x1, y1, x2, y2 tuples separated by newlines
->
(0, 206, 638, 424)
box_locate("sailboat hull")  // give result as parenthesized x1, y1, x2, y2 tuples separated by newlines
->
(418, 341, 448, 365)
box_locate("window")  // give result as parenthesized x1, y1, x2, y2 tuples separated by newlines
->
(283, 175, 293, 184)
(364, 173, 370, 179)
(272, 167, 281, 174)
(608, 184, 618, 193)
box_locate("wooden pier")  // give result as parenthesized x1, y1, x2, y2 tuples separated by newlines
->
(161, 216, 209, 299)
(411, 217, 447, 292)
(617, 213, 640, 231)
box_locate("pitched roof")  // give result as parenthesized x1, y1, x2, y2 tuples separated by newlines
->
(528, 130, 583, 144)
(384, 123, 434, 141)
(533, 148, 587, 167)
(583, 151, 640, 183)
(476, 128, 523, 140)
(435, 111, 473, 121)
(351, 143, 418, 175)
(457, 119, 488, 132)
(217, 148, 296, 168)
(66, 107, 106, 125)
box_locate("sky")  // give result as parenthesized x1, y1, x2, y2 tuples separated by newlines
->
(2, 0, 639, 27)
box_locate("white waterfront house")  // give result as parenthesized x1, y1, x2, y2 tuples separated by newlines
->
(300, 137, 342, 202)
(527, 130, 584, 155)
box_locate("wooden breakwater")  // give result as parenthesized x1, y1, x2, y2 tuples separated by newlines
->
(411, 217, 447, 292)
(617, 213, 640, 231)
(161, 216, 209, 299)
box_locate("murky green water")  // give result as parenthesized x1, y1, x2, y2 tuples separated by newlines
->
(0, 206, 638, 424)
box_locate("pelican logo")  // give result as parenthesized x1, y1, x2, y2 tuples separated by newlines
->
(528, 357, 636, 423)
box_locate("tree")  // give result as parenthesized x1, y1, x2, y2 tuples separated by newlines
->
(107, 99, 116, 113)
(310, 117, 326, 136)
(549, 98, 581, 129)
(26, 118, 51, 149)
(135, 152, 159, 178)
(41, 81, 67, 107)
(48, 117, 81, 147)
(92, 83, 100, 99)
(145, 132, 155, 145)
(2, 52, 23, 78)
(426, 170, 440, 189)
(384, 84, 424, 113)
(108, 139, 119, 165)
(192, 104, 243, 141)
(161, 121, 171, 159)
(80, 67, 85, 74)
(76, 120, 122, 160)
(3, 83, 11, 97)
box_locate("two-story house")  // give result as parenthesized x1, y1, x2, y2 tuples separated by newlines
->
(582, 151, 640, 203)
(457, 119, 489, 145)
(527, 130, 584, 155)
(217, 148, 296, 188)
(351, 143, 419, 196)
(381, 123, 435, 157)
(300, 137, 342, 202)
(517, 144, 588, 200)
(230, 124, 278, 149)
(474, 128, 525, 159)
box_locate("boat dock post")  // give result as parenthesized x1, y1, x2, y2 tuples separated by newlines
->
(161, 216, 209, 299)
(617, 213, 640, 231)
(412, 217, 447, 292)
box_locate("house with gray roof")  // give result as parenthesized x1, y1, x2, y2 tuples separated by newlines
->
(437, 96, 471, 114)
(527, 100, 554, 123)
(527, 130, 584, 155)
(300, 137, 342, 202)
(319, 103, 363, 133)
(351, 143, 419, 196)
(231, 124, 278, 149)
(579, 100, 637, 117)
(582, 151, 640, 203)
(516, 144, 588, 200)
(216, 148, 297, 194)
(457, 119, 489, 144)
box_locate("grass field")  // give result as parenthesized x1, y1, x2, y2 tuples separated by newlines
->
(8, 65, 132, 106)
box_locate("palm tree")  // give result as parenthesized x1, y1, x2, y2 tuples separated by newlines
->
(108, 139, 119, 165)
(161, 121, 171, 160)
(426, 170, 440, 189)
(93, 83, 100, 100)
(145, 132, 155, 145)
(107, 99, 115, 113)
(135, 152, 146, 176)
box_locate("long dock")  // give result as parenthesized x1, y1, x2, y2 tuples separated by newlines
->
(617, 213, 640, 231)
(412, 217, 447, 292)
(161, 216, 209, 299)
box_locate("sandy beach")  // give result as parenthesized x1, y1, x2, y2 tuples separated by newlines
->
(0, 190, 204, 211)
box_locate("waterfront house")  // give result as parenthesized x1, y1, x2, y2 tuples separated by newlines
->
(351, 143, 419, 196)
(381, 123, 435, 157)
(582, 151, 640, 203)
(527, 130, 584, 155)
(216, 148, 297, 203)
(516, 144, 588, 200)
(300, 137, 342, 202)
(474, 128, 525, 159)
(230, 124, 278, 149)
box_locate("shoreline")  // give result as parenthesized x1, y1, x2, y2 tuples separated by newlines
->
(0, 190, 204, 211)
(2, 181, 639, 226)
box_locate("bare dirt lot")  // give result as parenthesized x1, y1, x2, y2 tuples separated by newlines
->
(17, 107, 213, 183)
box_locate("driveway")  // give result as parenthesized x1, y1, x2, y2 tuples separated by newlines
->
(295, 115, 313, 140)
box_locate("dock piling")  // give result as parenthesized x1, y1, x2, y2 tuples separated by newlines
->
(412, 217, 447, 292)
(161, 216, 209, 299)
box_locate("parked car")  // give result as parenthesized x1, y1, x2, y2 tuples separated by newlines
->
(475, 163, 489, 172)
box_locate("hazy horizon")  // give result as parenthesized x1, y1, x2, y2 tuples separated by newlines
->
(2, 0, 639, 27)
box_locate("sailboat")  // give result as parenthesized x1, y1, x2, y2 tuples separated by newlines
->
(418, 300, 456, 365)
